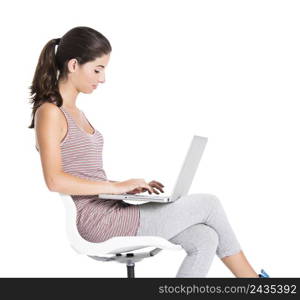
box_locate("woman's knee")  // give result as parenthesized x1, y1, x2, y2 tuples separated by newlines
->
(186, 224, 219, 254)
(171, 224, 219, 254)
(195, 224, 219, 246)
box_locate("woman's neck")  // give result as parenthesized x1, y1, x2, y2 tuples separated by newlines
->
(58, 79, 79, 110)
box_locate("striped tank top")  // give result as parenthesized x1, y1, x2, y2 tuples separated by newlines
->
(53, 106, 140, 242)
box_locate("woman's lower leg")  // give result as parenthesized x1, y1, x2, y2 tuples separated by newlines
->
(205, 196, 258, 277)
(221, 250, 259, 277)
(169, 224, 219, 277)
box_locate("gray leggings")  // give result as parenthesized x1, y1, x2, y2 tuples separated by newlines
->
(136, 193, 241, 277)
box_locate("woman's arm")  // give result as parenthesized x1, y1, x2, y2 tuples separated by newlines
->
(48, 172, 118, 195)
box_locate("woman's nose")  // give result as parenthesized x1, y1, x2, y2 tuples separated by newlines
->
(98, 74, 105, 83)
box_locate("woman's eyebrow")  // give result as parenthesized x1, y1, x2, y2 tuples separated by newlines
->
(96, 65, 105, 68)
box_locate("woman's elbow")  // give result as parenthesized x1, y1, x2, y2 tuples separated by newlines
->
(45, 175, 60, 192)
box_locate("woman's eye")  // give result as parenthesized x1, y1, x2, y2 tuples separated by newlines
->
(95, 70, 100, 74)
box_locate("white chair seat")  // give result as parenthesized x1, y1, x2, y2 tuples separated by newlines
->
(74, 236, 182, 256)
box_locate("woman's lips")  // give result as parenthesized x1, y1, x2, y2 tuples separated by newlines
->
(92, 84, 97, 89)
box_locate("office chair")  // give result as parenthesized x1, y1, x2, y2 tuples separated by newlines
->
(59, 193, 182, 278)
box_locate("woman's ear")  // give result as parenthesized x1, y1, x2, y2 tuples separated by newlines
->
(67, 58, 78, 73)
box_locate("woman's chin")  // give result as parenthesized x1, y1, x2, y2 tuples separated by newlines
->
(81, 88, 94, 94)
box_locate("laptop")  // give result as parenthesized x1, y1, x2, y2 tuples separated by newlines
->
(98, 135, 208, 204)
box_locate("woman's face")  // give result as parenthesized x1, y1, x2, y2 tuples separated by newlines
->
(68, 54, 110, 93)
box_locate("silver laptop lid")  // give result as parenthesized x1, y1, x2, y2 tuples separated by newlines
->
(169, 135, 208, 201)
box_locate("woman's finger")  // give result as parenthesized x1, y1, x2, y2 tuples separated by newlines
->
(150, 180, 164, 188)
(149, 182, 164, 193)
(146, 183, 154, 194)
(151, 187, 160, 194)
(153, 186, 163, 194)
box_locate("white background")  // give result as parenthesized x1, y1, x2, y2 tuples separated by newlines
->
(0, 0, 299, 277)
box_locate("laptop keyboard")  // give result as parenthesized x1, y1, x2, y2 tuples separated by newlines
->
(124, 194, 165, 199)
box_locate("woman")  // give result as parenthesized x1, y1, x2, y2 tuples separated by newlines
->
(28, 26, 269, 278)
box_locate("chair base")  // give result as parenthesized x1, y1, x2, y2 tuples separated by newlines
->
(88, 247, 162, 278)
(127, 263, 135, 278)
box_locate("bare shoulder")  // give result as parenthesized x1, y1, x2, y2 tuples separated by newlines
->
(35, 102, 63, 122)
(35, 102, 66, 150)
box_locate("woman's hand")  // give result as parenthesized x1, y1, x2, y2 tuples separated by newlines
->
(126, 180, 164, 195)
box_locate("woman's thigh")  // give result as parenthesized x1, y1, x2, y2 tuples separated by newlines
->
(136, 192, 219, 240)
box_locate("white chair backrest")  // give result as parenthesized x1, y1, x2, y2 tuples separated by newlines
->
(58, 193, 91, 253)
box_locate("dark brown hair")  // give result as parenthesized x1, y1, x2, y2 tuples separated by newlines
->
(28, 26, 112, 128)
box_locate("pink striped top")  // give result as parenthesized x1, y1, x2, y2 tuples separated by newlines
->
(38, 105, 140, 243)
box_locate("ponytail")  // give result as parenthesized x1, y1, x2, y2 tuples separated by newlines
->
(28, 38, 63, 128)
